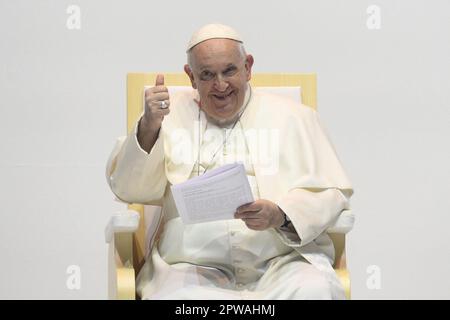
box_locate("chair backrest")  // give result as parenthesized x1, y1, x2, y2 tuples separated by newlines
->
(126, 73, 326, 273)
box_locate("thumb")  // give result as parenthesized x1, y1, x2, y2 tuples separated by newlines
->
(155, 74, 164, 86)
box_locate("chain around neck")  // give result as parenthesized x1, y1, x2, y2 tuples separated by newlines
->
(197, 85, 253, 176)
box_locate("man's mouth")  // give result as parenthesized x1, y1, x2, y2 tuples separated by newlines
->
(212, 90, 234, 101)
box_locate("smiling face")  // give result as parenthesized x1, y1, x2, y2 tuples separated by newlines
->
(184, 39, 254, 124)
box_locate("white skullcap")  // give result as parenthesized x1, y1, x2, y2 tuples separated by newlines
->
(186, 23, 243, 52)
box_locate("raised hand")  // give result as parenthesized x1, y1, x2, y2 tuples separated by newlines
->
(142, 74, 171, 132)
(137, 74, 171, 152)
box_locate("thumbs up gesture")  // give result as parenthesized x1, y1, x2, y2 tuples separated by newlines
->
(142, 74, 170, 132)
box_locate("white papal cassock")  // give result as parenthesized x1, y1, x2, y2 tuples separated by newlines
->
(106, 85, 354, 299)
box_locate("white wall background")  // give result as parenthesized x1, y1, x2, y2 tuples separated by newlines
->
(0, 0, 449, 299)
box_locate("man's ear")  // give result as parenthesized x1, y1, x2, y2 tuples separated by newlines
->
(184, 64, 197, 89)
(245, 54, 254, 82)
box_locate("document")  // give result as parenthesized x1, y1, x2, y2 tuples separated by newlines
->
(170, 163, 254, 224)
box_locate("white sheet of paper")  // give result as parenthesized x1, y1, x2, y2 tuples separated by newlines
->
(170, 163, 254, 224)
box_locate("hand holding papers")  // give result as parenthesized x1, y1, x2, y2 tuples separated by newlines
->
(170, 163, 254, 224)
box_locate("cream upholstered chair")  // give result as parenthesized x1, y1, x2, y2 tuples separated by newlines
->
(105, 73, 354, 300)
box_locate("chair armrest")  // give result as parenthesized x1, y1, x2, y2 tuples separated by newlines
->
(105, 210, 140, 243)
(327, 210, 354, 234)
(106, 210, 140, 300)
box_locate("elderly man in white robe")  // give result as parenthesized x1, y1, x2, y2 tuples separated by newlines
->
(106, 24, 354, 300)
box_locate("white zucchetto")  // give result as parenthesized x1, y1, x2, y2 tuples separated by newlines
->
(186, 23, 243, 52)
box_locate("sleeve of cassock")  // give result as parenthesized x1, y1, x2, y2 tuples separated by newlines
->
(271, 105, 354, 247)
(274, 188, 351, 247)
(105, 118, 167, 205)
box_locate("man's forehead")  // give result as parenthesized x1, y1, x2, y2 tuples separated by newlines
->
(197, 62, 236, 71)
(191, 41, 244, 70)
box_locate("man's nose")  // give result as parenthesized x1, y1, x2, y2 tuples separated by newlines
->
(214, 74, 229, 92)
